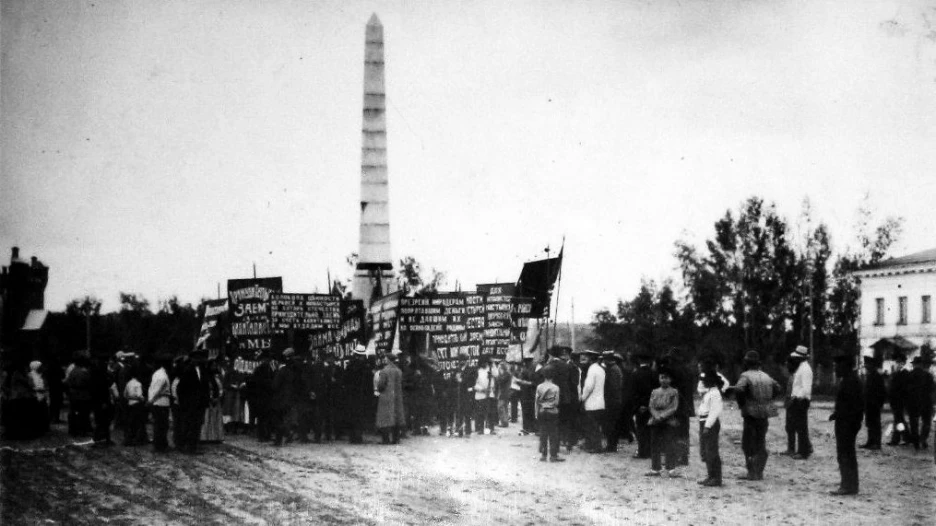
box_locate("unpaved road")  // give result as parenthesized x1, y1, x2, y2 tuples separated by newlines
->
(1, 401, 934, 525)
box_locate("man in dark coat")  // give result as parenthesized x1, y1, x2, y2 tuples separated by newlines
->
(434, 362, 456, 436)
(514, 356, 538, 435)
(248, 351, 276, 442)
(297, 352, 322, 443)
(541, 347, 579, 450)
(375, 353, 406, 444)
(631, 353, 658, 459)
(887, 353, 910, 446)
(602, 352, 624, 452)
(829, 351, 864, 495)
(308, 352, 331, 442)
(176, 350, 211, 454)
(271, 348, 306, 446)
(906, 356, 935, 450)
(860, 356, 886, 450)
(343, 345, 373, 444)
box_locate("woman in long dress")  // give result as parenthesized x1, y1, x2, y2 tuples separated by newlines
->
(200, 360, 225, 443)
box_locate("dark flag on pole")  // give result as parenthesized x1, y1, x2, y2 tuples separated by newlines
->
(516, 249, 562, 318)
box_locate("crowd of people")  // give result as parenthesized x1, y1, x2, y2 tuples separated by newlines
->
(1, 342, 934, 496)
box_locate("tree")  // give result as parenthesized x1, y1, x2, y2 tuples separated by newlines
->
(397, 256, 446, 295)
(675, 196, 801, 364)
(828, 199, 904, 356)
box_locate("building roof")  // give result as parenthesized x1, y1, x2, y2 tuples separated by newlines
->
(869, 248, 936, 269)
(854, 247, 936, 278)
(870, 336, 918, 352)
(21, 309, 48, 331)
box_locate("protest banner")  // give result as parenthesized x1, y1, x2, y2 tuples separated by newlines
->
(270, 293, 341, 332)
(368, 290, 402, 353)
(227, 277, 283, 356)
(477, 283, 515, 359)
(308, 299, 365, 358)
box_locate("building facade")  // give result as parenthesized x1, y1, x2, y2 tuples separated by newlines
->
(854, 248, 936, 372)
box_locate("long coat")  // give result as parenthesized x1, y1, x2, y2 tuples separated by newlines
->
(375, 362, 406, 429)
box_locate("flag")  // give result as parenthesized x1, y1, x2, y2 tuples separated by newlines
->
(195, 299, 228, 350)
(516, 249, 562, 318)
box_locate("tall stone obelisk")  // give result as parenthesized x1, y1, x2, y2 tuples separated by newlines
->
(352, 14, 397, 307)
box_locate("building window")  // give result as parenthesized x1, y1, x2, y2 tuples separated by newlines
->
(875, 298, 885, 326)
(898, 296, 908, 325)
(923, 296, 931, 324)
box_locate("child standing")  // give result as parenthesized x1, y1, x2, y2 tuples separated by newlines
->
(697, 371, 724, 486)
(535, 368, 565, 462)
(645, 369, 679, 477)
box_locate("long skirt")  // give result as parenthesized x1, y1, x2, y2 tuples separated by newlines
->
(200, 404, 225, 442)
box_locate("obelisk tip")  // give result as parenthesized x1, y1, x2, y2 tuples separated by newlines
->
(367, 13, 381, 26)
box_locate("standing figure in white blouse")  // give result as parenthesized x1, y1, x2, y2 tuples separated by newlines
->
(697, 371, 724, 487)
(784, 345, 813, 459)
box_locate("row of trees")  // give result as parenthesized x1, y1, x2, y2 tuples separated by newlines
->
(590, 195, 904, 373)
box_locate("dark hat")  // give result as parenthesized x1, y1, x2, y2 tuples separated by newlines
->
(911, 356, 925, 365)
(613, 353, 624, 362)
(893, 352, 907, 362)
(583, 349, 600, 357)
(701, 371, 724, 389)
(863, 355, 880, 366)
(601, 351, 615, 359)
(743, 350, 761, 364)
(522, 356, 533, 361)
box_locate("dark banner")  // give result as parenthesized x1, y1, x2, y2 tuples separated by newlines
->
(270, 293, 341, 333)
(478, 283, 514, 359)
(195, 299, 228, 357)
(227, 277, 283, 355)
(308, 299, 365, 359)
(516, 254, 561, 318)
(368, 290, 402, 353)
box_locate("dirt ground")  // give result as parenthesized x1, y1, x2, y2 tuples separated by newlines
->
(1, 400, 934, 526)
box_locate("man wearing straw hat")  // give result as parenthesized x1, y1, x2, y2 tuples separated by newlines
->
(783, 345, 813, 459)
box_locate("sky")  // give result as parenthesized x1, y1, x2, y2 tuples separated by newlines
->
(2, 0, 935, 322)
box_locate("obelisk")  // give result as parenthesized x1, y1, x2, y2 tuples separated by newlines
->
(352, 14, 396, 307)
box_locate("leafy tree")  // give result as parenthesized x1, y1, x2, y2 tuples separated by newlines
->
(397, 256, 446, 295)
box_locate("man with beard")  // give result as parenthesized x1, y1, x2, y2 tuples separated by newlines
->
(344, 345, 374, 444)
(631, 353, 657, 459)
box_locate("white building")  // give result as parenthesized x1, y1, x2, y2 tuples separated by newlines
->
(854, 248, 936, 373)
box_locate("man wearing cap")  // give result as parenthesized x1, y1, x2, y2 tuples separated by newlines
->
(906, 355, 935, 450)
(829, 351, 864, 495)
(784, 345, 813, 459)
(733, 350, 782, 481)
(580, 349, 606, 453)
(860, 355, 886, 450)
(344, 345, 373, 444)
(631, 353, 658, 459)
(602, 351, 624, 453)
(541, 347, 579, 449)
(887, 353, 910, 446)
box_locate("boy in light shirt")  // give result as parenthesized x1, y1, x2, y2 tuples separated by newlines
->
(697, 371, 724, 487)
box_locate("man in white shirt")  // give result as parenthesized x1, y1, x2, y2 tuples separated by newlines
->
(784, 345, 813, 459)
(580, 350, 606, 453)
(147, 355, 172, 453)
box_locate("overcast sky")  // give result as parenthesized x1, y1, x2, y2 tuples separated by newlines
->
(2, 0, 935, 321)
